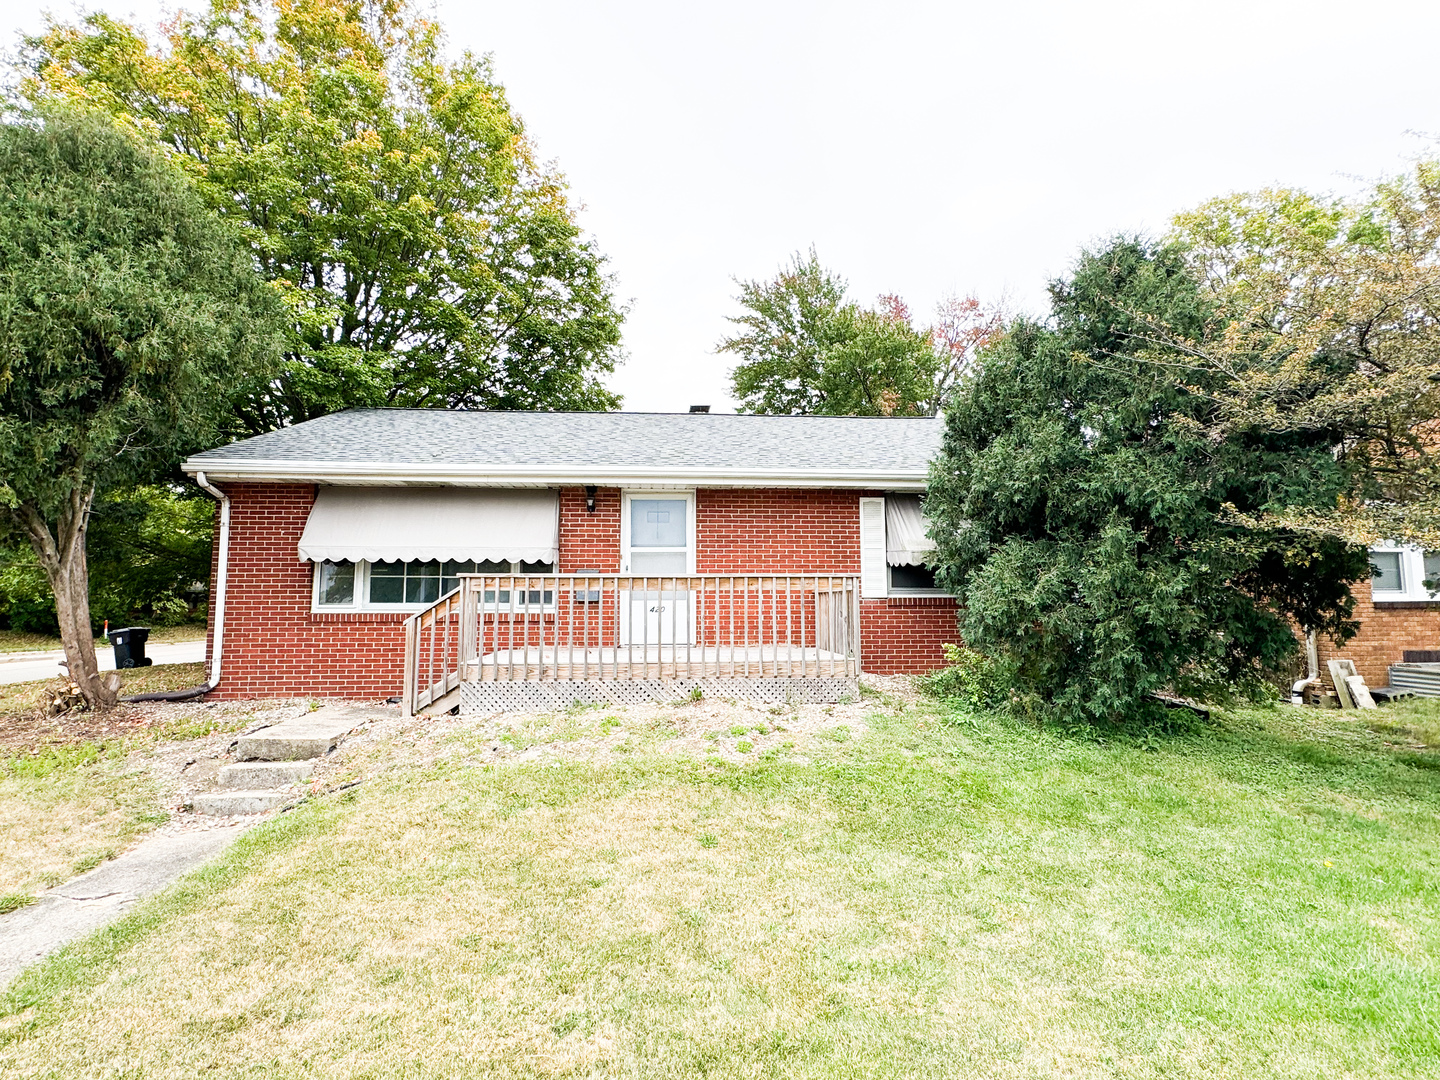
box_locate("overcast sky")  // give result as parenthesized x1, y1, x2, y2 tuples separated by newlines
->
(5, 1, 1439, 412)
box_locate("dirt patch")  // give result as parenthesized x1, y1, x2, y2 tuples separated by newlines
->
(4, 675, 922, 835)
(300, 673, 922, 791)
(138, 700, 399, 813)
(0, 663, 212, 748)
(1, 703, 164, 751)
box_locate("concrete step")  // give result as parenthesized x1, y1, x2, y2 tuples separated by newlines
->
(192, 790, 290, 816)
(218, 761, 314, 789)
(235, 706, 378, 761)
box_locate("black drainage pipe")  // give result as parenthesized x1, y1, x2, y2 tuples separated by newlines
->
(121, 683, 214, 704)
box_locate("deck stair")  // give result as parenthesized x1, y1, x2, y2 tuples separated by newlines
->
(193, 706, 380, 816)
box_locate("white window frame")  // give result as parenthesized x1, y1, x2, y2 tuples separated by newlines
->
(311, 558, 556, 613)
(887, 561, 947, 596)
(620, 489, 696, 575)
(881, 493, 949, 597)
(1368, 544, 1440, 602)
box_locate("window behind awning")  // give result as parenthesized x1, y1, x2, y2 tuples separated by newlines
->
(297, 487, 559, 564)
(885, 494, 935, 566)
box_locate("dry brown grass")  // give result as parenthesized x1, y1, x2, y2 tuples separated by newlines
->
(0, 749, 165, 896)
(0, 672, 272, 901)
(2, 692, 1436, 1078)
(0, 663, 209, 734)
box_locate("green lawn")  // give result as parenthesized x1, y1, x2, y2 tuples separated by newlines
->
(0, 625, 207, 654)
(1, 691, 1436, 1078)
(0, 742, 167, 907)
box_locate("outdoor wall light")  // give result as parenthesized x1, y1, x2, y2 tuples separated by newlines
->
(584, 485, 597, 513)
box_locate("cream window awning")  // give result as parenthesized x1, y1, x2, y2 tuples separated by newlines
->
(297, 488, 559, 564)
(885, 494, 936, 566)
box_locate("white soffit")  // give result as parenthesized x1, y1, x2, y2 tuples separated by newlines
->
(297, 487, 558, 564)
(184, 461, 927, 489)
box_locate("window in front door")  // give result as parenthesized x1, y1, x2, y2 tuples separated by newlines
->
(626, 496, 690, 574)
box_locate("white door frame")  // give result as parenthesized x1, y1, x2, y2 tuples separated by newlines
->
(619, 489, 696, 574)
(619, 489, 696, 645)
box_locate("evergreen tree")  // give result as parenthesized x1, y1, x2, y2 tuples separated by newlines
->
(927, 239, 1368, 725)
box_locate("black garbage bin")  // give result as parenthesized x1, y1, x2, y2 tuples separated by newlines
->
(111, 627, 153, 669)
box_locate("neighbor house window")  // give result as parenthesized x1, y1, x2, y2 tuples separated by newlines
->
(1368, 545, 1440, 601)
(1370, 551, 1403, 593)
(313, 559, 554, 611)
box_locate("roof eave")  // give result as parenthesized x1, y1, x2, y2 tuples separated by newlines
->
(181, 458, 930, 490)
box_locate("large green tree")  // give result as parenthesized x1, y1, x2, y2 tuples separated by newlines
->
(721, 249, 1005, 416)
(1167, 166, 1440, 547)
(20, 0, 624, 431)
(721, 249, 857, 415)
(0, 486, 215, 635)
(717, 251, 927, 417)
(927, 239, 1368, 726)
(0, 111, 282, 706)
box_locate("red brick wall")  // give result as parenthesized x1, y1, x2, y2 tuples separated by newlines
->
(205, 483, 409, 700)
(201, 482, 961, 699)
(1316, 578, 1440, 689)
(698, 488, 958, 671)
(697, 489, 862, 573)
(860, 597, 960, 675)
(558, 486, 621, 572)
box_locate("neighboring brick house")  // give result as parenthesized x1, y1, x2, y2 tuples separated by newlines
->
(1316, 546, 1440, 692)
(181, 410, 959, 704)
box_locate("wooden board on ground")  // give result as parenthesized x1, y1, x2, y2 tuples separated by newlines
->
(1328, 659, 1359, 709)
(1344, 674, 1378, 710)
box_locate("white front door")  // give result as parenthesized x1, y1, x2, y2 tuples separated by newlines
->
(620, 589, 694, 646)
(621, 493, 695, 645)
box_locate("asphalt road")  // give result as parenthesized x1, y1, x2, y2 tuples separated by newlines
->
(0, 640, 208, 685)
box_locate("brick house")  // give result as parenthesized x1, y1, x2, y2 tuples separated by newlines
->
(181, 410, 959, 712)
(1315, 545, 1440, 693)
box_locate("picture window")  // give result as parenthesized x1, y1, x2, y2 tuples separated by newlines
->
(313, 559, 555, 611)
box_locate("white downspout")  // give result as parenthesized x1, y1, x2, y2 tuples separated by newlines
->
(194, 471, 230, 690)
(1291, 629, 1321, 705)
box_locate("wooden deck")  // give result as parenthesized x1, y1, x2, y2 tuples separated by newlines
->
(403, 573, 862, 715)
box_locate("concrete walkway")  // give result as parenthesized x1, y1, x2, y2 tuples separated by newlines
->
(0, 704, 386, 986)
(0, 820, 251, 987)
(0, 640, 207, 685)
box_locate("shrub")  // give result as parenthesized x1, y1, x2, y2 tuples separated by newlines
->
(918, 644, 1011, 711)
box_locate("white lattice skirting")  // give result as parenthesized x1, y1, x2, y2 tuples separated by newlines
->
(457, 678, 860, 713)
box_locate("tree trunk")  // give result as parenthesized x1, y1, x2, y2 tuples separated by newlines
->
(17, 488, 118, 710)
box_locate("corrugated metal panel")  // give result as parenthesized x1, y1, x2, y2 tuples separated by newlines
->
(1388, 663, 1440, 696)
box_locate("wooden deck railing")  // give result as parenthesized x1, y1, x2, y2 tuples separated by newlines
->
(403, 573, 861, 715)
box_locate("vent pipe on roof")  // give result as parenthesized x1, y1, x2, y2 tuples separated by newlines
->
(689, 405, 710, 413)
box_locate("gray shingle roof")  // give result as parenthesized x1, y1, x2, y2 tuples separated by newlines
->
(183, 409, 943, 488)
